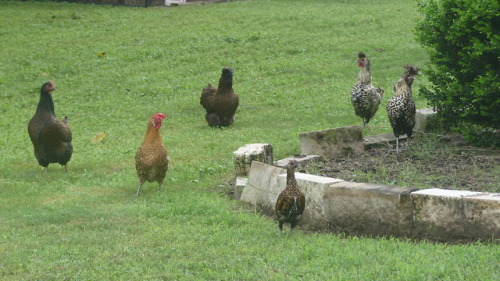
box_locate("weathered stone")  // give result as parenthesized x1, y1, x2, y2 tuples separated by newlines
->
(239, 161, 500, 242)
(233, 177, 248, 200)
(240, 161, 284, 215)
(277, 173, 343, 230)
(415, 108, 439, 132)
(299, 126, 364, 158)
(323, 181, 417, 237)
(411, 188, 500, 241)
(233, 143, 273, 177)
(363, 134, 406, 150)
(274, 154, 321, 168)
(240, 161, 343, 230)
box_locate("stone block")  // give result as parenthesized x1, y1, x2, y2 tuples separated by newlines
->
(412, 188, 500, 241)
(299, 126, 364, 158)
(240, 161, 284, 215)
(233, 143, 273, 177)
(277, 173, 343, 229)
(274, 154, 321, 168)
(240, 161, 343, 230)
(239, 163, 500, 241)
(233, 177, 248, 200)
(323, 181, 417, 237)
(363, 134, 406, 150)
(415, 108, 439, 132)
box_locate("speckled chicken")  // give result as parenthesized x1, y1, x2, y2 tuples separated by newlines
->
(200, 67, 239, 127)
(28, 81, 73, 172)
(135, 113, 169, 196)
(275, 160, 305, 232)
(351, 52, 384, 127)
(387, 65, 419, 152)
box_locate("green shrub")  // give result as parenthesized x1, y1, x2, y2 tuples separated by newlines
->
(415, 0, 500, 133)
(456, 123, 500, 148)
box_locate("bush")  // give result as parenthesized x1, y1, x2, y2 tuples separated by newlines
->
(457, 123, 500, 148)
(415, 0, 500, 132)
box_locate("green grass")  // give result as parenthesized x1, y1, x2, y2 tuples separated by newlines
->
(0, 0, 498, 279)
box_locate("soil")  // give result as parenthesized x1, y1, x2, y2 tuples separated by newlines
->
(301, 134, 500, 193)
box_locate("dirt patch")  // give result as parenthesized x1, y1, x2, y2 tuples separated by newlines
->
(302, 134, 500, 193)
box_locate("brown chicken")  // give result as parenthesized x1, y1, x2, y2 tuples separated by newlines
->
(200, 67, 239, 127)
(28, 81, 73, 172)
(387, 65, 419, 152)
(135, 113, 169, 196)
(275, 160, 306, 232)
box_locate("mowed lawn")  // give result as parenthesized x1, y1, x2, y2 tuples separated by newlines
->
(0, 0, 498, 280)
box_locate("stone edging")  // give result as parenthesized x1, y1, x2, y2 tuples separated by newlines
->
(233, 141, 499, 242)
(238, 161, 499, 242)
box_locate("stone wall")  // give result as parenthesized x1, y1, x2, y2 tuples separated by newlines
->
(234, 116, 499, 242)
(241, 161, 500, 242)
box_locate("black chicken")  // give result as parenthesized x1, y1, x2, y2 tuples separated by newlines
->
(275, 160, 305, 232)
(28, 81, 73, 172)
(351, 52, 384, 127)
(387, 65, 419, 152)
(200, 67, 239, 127)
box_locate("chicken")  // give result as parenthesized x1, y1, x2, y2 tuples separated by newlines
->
(135, 113, 169, 196)
(387, 65, 419, 152)
(351, 52, 384, 127)
(200, 67, 239, 127)
(28, 81, 73, 172)
(275, 160, 306, 232)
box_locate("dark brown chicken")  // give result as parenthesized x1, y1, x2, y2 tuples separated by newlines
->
(275, 160, 306, 232)
(28, 81, 73, 172)
(200, 67, 239, 127)
(135, 113, 169, 196)
(351, 52, 384, 127)
(387, 65, 419, 152)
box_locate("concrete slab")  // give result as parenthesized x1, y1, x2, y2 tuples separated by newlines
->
(233, 143, 273, 177)
(240, 161, 284, 215)
(235, 143, 500, 242)
(240, 161, 345, 230)
(277, 173, 343, 229)
(274, 155, 321, 168)
(299, 126, 364, 158)
(233, 177, 248, 200)
(412, 188, 483, 198)
(412, 188, 500, 241)
(324, 181, 418, 237)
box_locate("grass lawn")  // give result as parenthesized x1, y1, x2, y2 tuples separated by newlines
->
(1, 0, 498, 279)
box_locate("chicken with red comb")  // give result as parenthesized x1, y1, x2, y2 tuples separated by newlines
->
(351, 52, 384, 127)
(135, 113, 169, 195)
